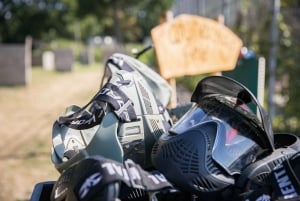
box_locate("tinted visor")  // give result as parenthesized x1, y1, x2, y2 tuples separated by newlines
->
(191, 76, 274, 151)
(170, 95, 264, 175)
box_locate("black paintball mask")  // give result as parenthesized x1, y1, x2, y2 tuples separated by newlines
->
(151, 76, 275, 201)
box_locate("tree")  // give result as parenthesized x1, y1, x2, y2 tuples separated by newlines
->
(274, 2, 300, 134)
(0, 0, 173, 44)
(76, 0, 173, 43)
(0, 0, 78, 43)
(233, 0, 300, 134)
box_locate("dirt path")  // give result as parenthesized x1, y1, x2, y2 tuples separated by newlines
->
(0, 67, 102, 201)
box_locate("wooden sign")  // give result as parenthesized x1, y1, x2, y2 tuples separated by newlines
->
(151, 14, 243, 79)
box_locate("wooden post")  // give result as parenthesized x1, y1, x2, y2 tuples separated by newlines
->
(212, 15, 225, 76)
(167, 78, 177, 108)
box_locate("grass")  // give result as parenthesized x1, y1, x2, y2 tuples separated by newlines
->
(31, 62, 102, 82)
(0, 62, 103, 107)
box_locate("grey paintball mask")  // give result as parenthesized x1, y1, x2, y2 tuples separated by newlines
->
(51, 53, 173, 173)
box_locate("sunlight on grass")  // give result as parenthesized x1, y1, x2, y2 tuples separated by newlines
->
(31, 62, 103, 83)
(0, 62, 103, 105)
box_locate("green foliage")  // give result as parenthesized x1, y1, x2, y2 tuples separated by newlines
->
(176, 75, 207, 92)
(232, 1, 300, 134)
(275, 42, 300, 134)
(76, 0, 173, 43)
(271, 13, 300, 134)
(0, 0, 173, 43)
(0, 0, 77, 43)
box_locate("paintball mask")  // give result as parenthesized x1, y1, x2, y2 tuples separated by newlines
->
(51, 53, 173, 173)
(238, 151, 300, 201)
(151, 76, 279, 201)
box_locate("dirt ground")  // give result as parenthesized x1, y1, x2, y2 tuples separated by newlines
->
(0, 66, 103, 201)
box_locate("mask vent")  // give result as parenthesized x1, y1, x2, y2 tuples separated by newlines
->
(151, 143, 159, 155)
(138, 82, 153, 114)
(202, 127, 222, 175)
(120, 187, 147, 200)
(156, 137, 200, 174)
(149, 119, 165, 139)
(205, 156, 222, 175)
(254, 172, 270, 184)
(192, 176, 219, 192)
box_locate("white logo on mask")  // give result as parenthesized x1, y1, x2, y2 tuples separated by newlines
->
(79, 172, 102, 199)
